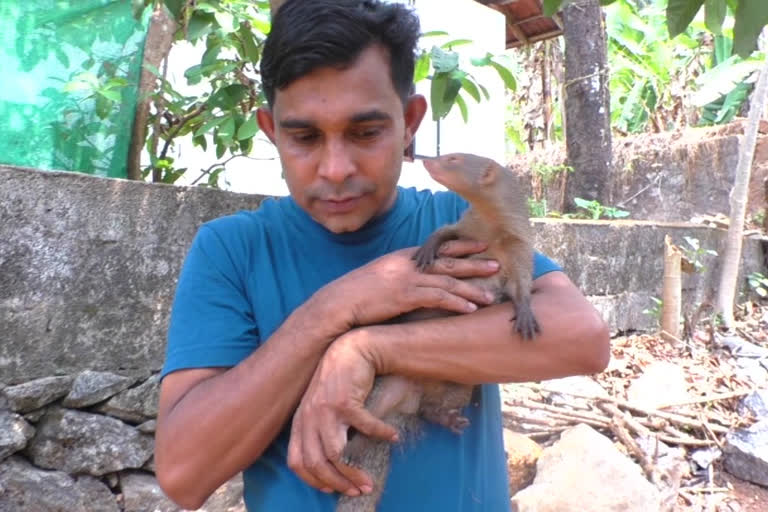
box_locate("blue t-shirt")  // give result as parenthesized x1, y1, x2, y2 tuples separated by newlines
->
(162, 186, 562, 511)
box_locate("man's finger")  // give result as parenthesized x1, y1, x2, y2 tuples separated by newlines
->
(303, 421, 360, 495)
(426, 257, 499, 279)
(437, 239, 486, 257)
(318, 421, 374, 492)
(346, 407, 399, 442)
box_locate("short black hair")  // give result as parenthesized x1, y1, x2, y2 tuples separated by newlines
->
(260, 0, 421, 108)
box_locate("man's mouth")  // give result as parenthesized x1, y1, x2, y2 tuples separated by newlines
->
(317, 196, 362, 213)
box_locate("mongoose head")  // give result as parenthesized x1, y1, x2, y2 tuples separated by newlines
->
(422, 153, 503, 201)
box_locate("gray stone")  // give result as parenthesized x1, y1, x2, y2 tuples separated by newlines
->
(0, 411, 35, 461)
(716, 335, 768, 359)
(539, 376, 608, 410)
(199, 474, 246, 512)
(1, 376, 73, 413)
(97, 375, 160, 423)
(0, 456, 91, 512)
(723, 418, 768, 487)
(25, 407, 153, 476)
(0, 165, 268, 383)
(120, 471, 180, 512)
(73, 475, 120, 512)
(691, 447, 723, 469)
(511, 423, 662, 512)
(733, 359, 768, 387)
(137, 419, 157, 434)
(23, 408, 47, 423)
(627, 361, 690, 409)
(63, 370, 138, 408)
(738, 389, 768, 418)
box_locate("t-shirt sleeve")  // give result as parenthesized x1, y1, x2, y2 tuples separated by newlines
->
(532, 251, 563, 279)
(161, 222, 259, 379)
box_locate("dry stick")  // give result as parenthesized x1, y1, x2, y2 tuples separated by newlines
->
(522, 383, 738, 426)
(699, 413, 725, 450)
(510, 399, 612, 425)
(608, 415, 658, 483)
(655, 389, 753, 409)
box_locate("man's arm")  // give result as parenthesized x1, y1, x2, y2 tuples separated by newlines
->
(154, 243, 498, 509)
(287, 270, 610, 493)
(368, 270, 610, 383)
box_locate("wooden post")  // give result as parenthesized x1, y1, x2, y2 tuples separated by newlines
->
(661, 235, 682, 342)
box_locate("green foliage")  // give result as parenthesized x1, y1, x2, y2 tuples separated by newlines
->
(415, 34, 517, 122)
(643, 296, 664, 321)
(573, 197, 631, 219)
(532, 162, 574, 185)
(528, 197, 549, 217)
(696, 35, 763, 125)
(544, 0, 768, 57)
(747, 272, 768, 298)
(680, 236, 718, 272)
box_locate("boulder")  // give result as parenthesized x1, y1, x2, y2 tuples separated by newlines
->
(0, 456, 118, 512)
(0, 410, 35, 461)
(96, 375, 160, 423)
(63, 371, 138, 408)
(627, 362, 690, 409)
(2, 376, 73, 413)
(723, 419, 768, 487)
(503, 430, 542, 495)
(25, 407, 153, 476)
(511, 424, 662, 512)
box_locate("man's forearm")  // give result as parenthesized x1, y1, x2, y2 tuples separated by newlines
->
(364, 272, 610, 384)
(155, 290, 345, 509)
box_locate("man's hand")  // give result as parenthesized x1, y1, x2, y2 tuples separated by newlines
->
(287, 330, 387, 497)
(325, 239, 499, 329)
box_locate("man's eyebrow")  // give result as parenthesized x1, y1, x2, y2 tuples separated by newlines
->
(278, 110, 392, 130)
(350, 110, 392, 123)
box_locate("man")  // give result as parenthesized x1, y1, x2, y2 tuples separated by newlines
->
(154, 0, 610, 510)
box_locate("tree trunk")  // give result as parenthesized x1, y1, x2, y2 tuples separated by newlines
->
(561, 0, 612, 208)
(661, 235, 682, 343)
(126, 5, 176, 181)
(717, 57, 768, 327)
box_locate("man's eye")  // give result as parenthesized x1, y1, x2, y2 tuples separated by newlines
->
(293, 132, 318, 143)
(353, 128, 381, 139)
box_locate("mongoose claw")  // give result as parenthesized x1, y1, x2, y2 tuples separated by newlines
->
(513, 307, 540, 341)
(412, 245, 437, 272)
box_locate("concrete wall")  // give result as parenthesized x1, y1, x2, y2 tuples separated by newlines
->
(0, 165, 765, 511)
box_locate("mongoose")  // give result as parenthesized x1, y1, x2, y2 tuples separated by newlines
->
(336, 153, 539, 512)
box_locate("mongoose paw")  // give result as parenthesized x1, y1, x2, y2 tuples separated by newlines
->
(513, 309, 540, 341)
(412, 245, 438, 272)
(423, 407, 471, 434)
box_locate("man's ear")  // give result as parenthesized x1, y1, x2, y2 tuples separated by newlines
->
(257, 107, 276, 144)
(403, 94, 427, 148)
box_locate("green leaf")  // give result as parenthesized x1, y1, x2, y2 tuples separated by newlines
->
(216, 142, 226, 159)
(194, 115, 225, 137)
(430, 73, 450, 121)
(733, 0, 768, 57)
(214, 10, 237, 33)
(414, 52, 431, 83)
(490, 61, 516, 91)
(188, 12, 215, 41)
(441, 39, 473, 49)
(237, 115, 259, 140)
(218, 116, 236, 140)
(705, 0, 727, 35)
(431, 46, 459, 73)
(470, 53, 493, 67)
(461, 78, 481, 103)
(543, 0, 565, 17)
(97, 89, 122, 102)
(667, 0, 706, 38)
(455, 93, 469, 123)
(193, 134, 208, 152)
(478, 83, 490, 101)
(164, 0, 185, 20)
(421, 30, 449, 38)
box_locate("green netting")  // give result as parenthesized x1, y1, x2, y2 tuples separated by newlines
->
(0, 0, 150, 178)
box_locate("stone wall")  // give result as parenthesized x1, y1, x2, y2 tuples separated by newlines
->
(509, 121, 768, 225)
(0, 165, 765, 511)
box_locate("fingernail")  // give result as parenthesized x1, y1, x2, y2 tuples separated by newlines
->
(320, 487, 333, 493)
(360, 485, 373, 494)
(487, 260, 499, 270)
(346, 489, 360, 497)
(485, 292, 495, 303)
(466, 302, 478, 312)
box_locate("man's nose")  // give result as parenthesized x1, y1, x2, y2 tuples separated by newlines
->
(317, 139, 356, 183)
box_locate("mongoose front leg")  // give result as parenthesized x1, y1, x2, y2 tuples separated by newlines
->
(506, 278, 539, 340)
(412, 225, 462, 271)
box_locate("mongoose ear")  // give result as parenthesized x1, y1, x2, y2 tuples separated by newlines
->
(479, 161, 497, 185)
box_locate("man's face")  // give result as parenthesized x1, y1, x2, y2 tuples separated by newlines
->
(258, 45, 426, 233)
